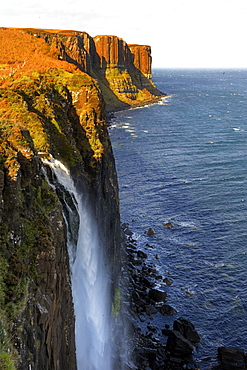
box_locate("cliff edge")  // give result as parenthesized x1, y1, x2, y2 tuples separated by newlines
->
(22, 28, 165, 111)
(0, 27, 163, 369)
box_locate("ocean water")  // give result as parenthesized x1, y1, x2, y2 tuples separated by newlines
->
(109, 69, 247, 363)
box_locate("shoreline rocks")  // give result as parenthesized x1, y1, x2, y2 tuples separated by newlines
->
(214, 347, 247, 370)
(121, 224, 201, 369)
(120, 223, 247, 369)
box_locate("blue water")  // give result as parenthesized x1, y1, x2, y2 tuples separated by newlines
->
(109, 69, 247, 364)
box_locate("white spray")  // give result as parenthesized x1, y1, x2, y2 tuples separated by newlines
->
(42, 156, 112, 370)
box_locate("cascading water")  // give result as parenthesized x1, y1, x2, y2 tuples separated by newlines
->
(42, 156, 112, 370)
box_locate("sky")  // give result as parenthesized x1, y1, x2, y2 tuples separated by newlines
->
(1, 0, 247, 69)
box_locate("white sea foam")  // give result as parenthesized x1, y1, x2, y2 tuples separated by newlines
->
(232, 127, 244, 131)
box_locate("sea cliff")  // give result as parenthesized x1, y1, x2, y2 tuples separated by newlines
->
(0, 27, 164, 369)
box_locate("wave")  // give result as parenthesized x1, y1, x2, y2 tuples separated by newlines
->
(232, 127, 245, 131)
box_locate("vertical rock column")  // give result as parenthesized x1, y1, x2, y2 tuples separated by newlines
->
(128, 44, 152, 79)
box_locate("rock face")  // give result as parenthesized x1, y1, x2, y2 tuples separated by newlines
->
(0, 132, 76, 369)
(129, 44, 152, 78)
(93, 35, 131, 68)
(24, 28, 165, 111)
(0, 27, 125, 369)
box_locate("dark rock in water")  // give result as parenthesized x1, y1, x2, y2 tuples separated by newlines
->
(217, 346, 246, 370)
(125, 228, 134, 236)
(126, 243, 137, 252)
(159, 304, 177, 316)
(166, 330, 194, 359)
(147, 227, 156, 235)
(163, 277, 172, 285)
(162, 324, 171, 336)
(147, 325, 157, 332)
(141, 276, 155, 288)
(131, 258, 143, 266)
(149, 288, 167, 302)
(137, 250, 148, 259)
(147, 266, 157, 275)
(173, 317, 200, 344)
(164, 222, 174, 229)
(156, 275, 163, 280)
(134, 347, 157, 365)
(146, 305, 158, 315)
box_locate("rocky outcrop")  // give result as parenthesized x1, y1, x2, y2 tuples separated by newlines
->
(93, 35, 131, 68)
(129, 44, 152, 78)
(173, 317, 200, 344)
(215, 347, 247, 370)
(92, 35, 163, 110)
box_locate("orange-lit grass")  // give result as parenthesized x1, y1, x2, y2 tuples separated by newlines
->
(0, 28, 77, 86)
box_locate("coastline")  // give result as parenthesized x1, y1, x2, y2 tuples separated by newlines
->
(110, 73, 247, 370)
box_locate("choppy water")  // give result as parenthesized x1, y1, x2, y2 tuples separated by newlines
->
(109, 69, 247, 363)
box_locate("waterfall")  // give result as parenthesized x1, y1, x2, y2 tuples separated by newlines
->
(42, 156, 112, 370)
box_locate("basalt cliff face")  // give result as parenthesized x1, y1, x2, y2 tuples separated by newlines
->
(0, 27, 163, 369)
(23, 28, 164, 111)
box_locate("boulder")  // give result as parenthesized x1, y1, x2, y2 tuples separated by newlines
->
(159, 304, 177, 316)
(147, 228, 156, 236)
(164, 222, 174, 229)
(149, 288, 167, 302)
(218, 346, 246, 370)
(166, 330, 194, 358)
(137, 250, 148, 259)
(162, 324, 171, 336)
(134, 347, 157, 365)
(146, 305, 158, 315)
(125, 228, 133, 236)
(163, 277, 172, 285)
(141, 276, 155, 288)
(173, 317, 200, 344)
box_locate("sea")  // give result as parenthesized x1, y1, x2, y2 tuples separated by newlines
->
(109, 69, 247, 366)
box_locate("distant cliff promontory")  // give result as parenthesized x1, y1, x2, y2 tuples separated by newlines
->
(1, 28, 163, 111)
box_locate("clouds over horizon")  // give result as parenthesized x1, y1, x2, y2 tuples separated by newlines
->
(1, 0, 247, 68)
